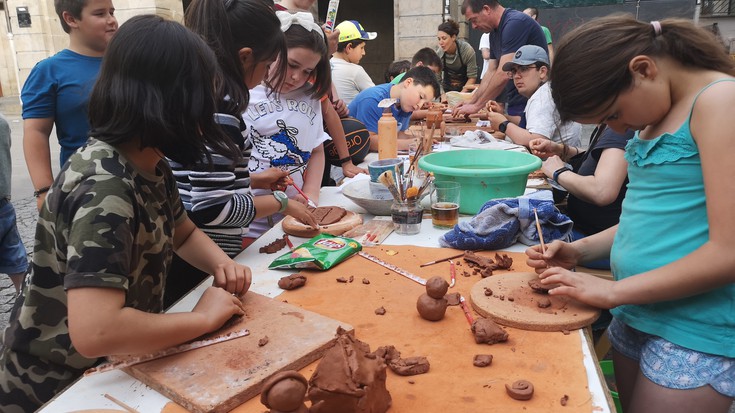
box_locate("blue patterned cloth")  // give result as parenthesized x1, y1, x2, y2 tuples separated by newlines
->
(439, 191, 572, 250)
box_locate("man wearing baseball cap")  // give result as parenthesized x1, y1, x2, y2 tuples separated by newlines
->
(486, 45, 581, 148)
(331, 20, 378, 104)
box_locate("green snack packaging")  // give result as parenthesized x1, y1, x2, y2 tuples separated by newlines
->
(269, 233, 362, 270)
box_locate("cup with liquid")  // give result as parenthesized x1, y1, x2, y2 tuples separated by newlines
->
(430, 181, 460, 228)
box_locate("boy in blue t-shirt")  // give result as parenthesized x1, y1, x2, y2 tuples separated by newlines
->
(348, 66, 440, 152)
(22, 0, 117, 209)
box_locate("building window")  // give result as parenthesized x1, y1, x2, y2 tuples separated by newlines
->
(701, 0, 735, 16)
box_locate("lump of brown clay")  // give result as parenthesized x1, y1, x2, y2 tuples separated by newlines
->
(473, 354, 493, 367)
(375, 306, 386, 315)
(425, 276, 449, 299)
(528, 279, 551, 294)
(260, 235, 289, 254)
(258, 336, 269, 347)
(471, 318, 508, 344)
(388, 356, 430, 376)
(505, 380, 534, 401)
(373, 345, 401, 364)
(416, 293, 448, 321)
(537, 297, 552, 308)
(560, 394, 569, 406)
(308, 328, 392, 413)
(278, 274, 307, 290)
(260, 370, 309, 413)
(444, 292, 461, 306)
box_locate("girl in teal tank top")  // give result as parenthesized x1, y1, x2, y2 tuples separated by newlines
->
(524, 16, 735, 413)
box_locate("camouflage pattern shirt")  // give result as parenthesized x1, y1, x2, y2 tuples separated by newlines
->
(1, 139, 186, 408)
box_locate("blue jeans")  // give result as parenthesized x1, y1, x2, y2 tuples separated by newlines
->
(0, 198, 29, 275)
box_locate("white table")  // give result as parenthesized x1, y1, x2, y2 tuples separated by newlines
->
(39, 187, 612, 413)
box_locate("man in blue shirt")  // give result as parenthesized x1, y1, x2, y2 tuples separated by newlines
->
(453, 0, 546, 120)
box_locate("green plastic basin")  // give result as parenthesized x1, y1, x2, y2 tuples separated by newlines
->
(600, 360, 623, 413)
(418, 149, 542, 214)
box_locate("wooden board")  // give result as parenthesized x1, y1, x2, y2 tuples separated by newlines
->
(126, 292, 352, 413)
(470, 272, 600, 332)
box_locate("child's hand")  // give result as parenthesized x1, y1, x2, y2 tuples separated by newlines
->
(342, 163, 367, 178)
(251, 168, 289, 190)
(537, 267, 618, 309)
(211, 262, 251, 296)
(332, 98, 349, 118)
(486, 100, 503, 113)
(286, 201, 318, 228)
(529, 138, 559, 159)
(192, 286, 246, 331)
(525, 240, 579, 273)
(541, 156, 566, 178)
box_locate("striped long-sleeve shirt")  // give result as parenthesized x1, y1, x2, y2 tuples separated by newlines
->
(168, 113, 256, 257)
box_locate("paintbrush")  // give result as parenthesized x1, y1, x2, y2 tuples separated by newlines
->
(378, 170, 403, 203)
(290, 182, 317, 208)
(533, 207, 546, 252)
(419, 251, 465, 267)
(394, 163, 404, 201)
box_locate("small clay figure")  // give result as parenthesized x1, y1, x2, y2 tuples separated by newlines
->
(416, 293, 448, 321)
(471, 318, 509, 344)
(278, 274, 307, 290)
(473, 354, 493, 367)
(505, 380, 534, 401)
(260, 370, 309, 413)
(417, 276, 450, 321)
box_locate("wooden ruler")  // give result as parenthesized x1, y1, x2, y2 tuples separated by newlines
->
(84, 328, 250, 376)
(358, 251, 427, 285)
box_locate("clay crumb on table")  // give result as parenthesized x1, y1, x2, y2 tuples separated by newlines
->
(374, 306, 386, 315)
(471, 318, 509, 345)
(258, 336, 269, 347)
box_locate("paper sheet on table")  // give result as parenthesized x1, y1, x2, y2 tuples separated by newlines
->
(450, 130, 528, 152)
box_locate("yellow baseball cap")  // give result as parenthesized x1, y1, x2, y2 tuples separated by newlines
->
(336, 20, 377, 42)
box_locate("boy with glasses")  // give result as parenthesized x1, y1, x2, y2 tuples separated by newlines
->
(486, 45, 581, 149)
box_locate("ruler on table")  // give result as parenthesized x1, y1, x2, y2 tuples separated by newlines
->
(84, 328, 250, 376)
(358, 251, 427, 285)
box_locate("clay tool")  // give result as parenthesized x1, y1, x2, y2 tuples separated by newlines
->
(284, 234, 295, 251)
(290, 182, 317, 208)
(84, 328, 250, 376)
(458, 296, 475, 326)
(104, 393, 139, 413)
(358, 251, 427, 285)
(533, 207, 546, 252)
(378, 170, 403, 203)
(449, 260, 456, 288)
(420, 252, 465, 267)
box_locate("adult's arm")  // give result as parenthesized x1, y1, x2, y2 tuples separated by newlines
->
(452, 52, 513, 116)
(545, 148, 627, 206)
(23, 117, 55, 209)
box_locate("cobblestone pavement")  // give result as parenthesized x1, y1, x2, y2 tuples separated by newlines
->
(0, 196, 37, 331)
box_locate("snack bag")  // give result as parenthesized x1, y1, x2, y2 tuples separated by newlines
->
(269, 234, 362, 270)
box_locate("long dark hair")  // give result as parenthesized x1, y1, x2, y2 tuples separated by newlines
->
(88, 15, 239, 166)
(185, 0, 287, 115)
(550, 15, 735, 122)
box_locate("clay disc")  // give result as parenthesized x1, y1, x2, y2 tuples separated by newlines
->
(469, 272, 600, 332)
(281, 210, 362, 238)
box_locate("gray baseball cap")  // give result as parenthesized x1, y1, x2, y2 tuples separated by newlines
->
(502, 45, 550, 71)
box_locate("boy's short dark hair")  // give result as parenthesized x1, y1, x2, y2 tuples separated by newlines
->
(384, 60, 411, 83)
(337, 39, 365, 53)
(411, 47, 442, 70)
(400, 66, 441, 99)
(55, 0, 87, 34)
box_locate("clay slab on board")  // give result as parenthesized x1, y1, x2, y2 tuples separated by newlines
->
(125, 292, 352, 413)
(470, 272, 600, 331)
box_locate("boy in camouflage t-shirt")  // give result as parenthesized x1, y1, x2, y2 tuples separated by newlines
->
(0, 16, 252, 411)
